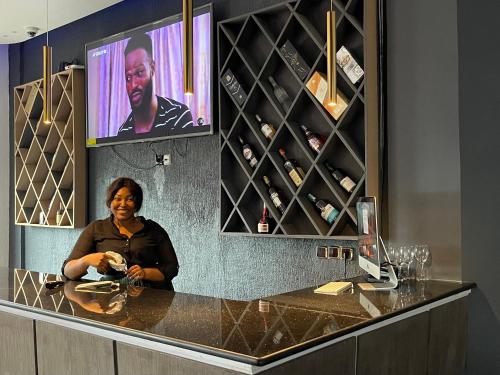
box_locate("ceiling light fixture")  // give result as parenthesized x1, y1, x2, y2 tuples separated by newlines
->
(326, 0, 337, 106)
(183, 0, 193, 95)
(42, 0, 52, 124)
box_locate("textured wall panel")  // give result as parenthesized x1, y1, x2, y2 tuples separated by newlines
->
(24, 135, 358, 299)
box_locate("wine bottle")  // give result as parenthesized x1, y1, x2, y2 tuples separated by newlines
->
(257, 203, 269, 233)
(238, 136, 258, 168)
(255, 114, 276, 141)
(263, 175, 286, 214)
(300, 125, 323, 154)
(56, 202, 64, 226)
(268, 76, 292, 112)
(306, 193, 339, 225)
(324, 162, 357, 193)
(278, 148, 305, 187)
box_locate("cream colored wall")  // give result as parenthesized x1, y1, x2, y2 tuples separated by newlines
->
(0, 44, 9, 267)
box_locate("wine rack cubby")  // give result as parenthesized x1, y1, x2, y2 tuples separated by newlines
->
(218, 0, 380, 239)
(14, 68, 86, 228)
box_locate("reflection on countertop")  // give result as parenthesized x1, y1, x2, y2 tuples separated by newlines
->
(0, 267, 474, 364)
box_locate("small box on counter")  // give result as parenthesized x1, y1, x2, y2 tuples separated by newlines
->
(336, 46, 364, 84)
(306, 71, 348, 120)
(280, 40, 311, 81)
(222, 69, 247, 106)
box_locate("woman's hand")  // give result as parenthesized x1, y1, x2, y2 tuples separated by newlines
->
(127, 265, 146, 281)
(83, 253, 113, 274)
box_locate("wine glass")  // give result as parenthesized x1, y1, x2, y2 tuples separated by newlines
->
(415, 245, 430, 281)
(394, 245, 408, 280)
(401, 245, 412, 280)
(386, 242, 397, 264)
(408, 245, 418, 279)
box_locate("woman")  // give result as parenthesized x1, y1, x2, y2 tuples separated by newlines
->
(62, 177, 178, 290)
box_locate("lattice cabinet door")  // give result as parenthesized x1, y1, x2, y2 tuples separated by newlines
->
(218, 0, 379, 239)
(13, 68, 87, 228)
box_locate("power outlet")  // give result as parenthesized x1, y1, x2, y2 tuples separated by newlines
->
(155, 154, 171, 166)
(163, 154, 171, 165)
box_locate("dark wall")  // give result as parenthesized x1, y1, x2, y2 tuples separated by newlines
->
(385, 0, 462, 281)
(8, 0, 358, 300)
(457, 0, 500, 373)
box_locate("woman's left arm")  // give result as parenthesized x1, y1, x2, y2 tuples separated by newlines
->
(128, 227, 179, 283)
(156, 230, 179, 281)
(128, 265, 165, 281)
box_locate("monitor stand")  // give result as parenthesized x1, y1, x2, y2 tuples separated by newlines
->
(358, 237, 398, 291)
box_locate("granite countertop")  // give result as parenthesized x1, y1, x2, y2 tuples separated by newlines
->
(0, 267, 474, 365)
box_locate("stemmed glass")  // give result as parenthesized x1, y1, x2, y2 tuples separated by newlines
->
(415, 245, 430, 281)
(387, 243, 403, 280)
(408, 245, 418, 279)
(397, 245, 411, 280)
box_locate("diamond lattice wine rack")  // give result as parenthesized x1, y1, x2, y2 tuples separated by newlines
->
(14, 68, 86, 228)
(218, 0, 380, 239)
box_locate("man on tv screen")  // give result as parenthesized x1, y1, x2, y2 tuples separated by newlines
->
(117, 33, 193, 137)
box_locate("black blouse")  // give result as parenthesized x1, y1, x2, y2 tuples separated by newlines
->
(62, 216, 179, 290)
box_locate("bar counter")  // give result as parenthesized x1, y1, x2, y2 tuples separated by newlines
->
(0, 267, 474, 375)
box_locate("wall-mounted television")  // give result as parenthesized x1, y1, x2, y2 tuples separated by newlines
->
(85, 5, 212, 147)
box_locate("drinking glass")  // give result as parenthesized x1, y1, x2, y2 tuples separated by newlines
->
(408, 245, 418, 279)
(394, 246, 408, 280)
(415, 245, 430, 281)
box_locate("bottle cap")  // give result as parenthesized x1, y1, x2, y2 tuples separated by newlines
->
(300, 125, 308, 132)
(238, 136, 244, 144)
(263, 175, 270, 185)
(307, 193, 316, 202)
(255, 114, 262, 122)
(278, 148, 286, 157)
(268, 76, 276, 85)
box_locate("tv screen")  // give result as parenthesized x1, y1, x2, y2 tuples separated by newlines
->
(85, 5, 212, 147)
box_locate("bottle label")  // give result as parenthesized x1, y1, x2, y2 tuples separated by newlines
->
(309, 138, 322, 153)
(243, 149, 258, 167)
(270, 193, 283, 208)
(243, 148, 252, 160)
(297, 167, 305, 178)
(321, 204, 339, 224)
(289, 170, 303, 187)
(340, 177, 356, 193)
(315, 77, 328, 103)
(261, 124, 275, 139)
(258, 223, 269, 233)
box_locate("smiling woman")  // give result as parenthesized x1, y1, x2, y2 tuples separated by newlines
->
(62, 177, 179, 290)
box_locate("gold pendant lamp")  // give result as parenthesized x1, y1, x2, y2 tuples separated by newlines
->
(42, 0, 52, 124)
(183, 0, 193, 95)
(326, 0, 337, 106)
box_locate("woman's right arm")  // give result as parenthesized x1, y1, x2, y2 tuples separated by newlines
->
(62, 222, 111, 280)
(64, 253, 112, 280)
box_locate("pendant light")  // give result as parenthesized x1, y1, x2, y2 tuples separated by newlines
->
(326, 0, 337, 106)
(183, 0, 193, 95)
(42, 0, 52, 124)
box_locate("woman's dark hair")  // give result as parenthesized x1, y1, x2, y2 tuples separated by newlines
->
(106, 177, 143, 212)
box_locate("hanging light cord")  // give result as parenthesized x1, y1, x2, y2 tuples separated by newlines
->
(46, 0, 49, 46)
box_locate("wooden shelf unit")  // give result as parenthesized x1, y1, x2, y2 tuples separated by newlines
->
(218, 0, 380, 239)
(13, 68, 86, 228)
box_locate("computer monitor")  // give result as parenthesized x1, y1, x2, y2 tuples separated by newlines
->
(356, 196, 398, 291)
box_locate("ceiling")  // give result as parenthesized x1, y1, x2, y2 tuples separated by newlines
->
(0, 0, 123, 44)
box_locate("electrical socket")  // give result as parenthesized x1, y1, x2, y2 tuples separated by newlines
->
(316, 245, 354, 261)
(163, 154, 171, 165)
(155, 154, 171, 166)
